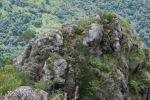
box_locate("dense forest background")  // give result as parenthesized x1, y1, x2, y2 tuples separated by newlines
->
(0, 0, 150, 58)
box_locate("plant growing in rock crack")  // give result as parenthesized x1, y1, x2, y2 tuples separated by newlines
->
(49, 52, 63, 60)
(34, 79, 51, 90)
(47, 63, 54, 70)
(97, 11, 114, 24)
(53, 77, 60, 83)
(46, 58, 54, 70)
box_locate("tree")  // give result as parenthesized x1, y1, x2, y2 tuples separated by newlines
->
(19, 30, 34, 43)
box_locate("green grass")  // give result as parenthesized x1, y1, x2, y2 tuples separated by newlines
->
(129, 45, 144, 70)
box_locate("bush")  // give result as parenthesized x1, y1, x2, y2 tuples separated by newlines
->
(74, 27, 83, 35)
(0, 65, 22, 94)
(34, 79, 51, 90)
(105, 13, 114, 21)
(129, 80, 139, 94)
(19, 30, 35, 43)
(15, 71, 34, 86)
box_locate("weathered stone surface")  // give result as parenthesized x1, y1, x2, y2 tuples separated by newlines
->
(14, 29, 63, 80)
(91, 14, 101, 20)
(43, 59, 67, 84)
(4, 86, 48, 100)
(114, 89, 124, 100)
(83, 23, 103, 47)
(62, 22, 77, 35)
(132, 59, 145, 74)
(143, 86, 150, 100)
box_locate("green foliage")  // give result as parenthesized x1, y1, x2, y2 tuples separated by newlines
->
(46, 52, 63, 70)
(74, 27, 83, 35)
(33, 19, 42, 27)
(77, 62, 95, 99)
(77, 18, 97, 31)
(118, 16, 130, 28)
(143, 47, 149, 57)
(34, 79, 51, 90)
(15, 71, 34, 86)
(129, 80, 139, 94)
(77, 18, 91, 30)
(0, 65, 22, 94)
(62, 29, 71, 44)
(104, 13, 114, 21)
(0, 57, 13, 72)
(129, 45, 144, 70)
(145, 62, 150, 70)
(1, 0, 150, 58)
(53, 77, 60, 83)
(49, 52, 63, 60)
(75, 41, 90, 56)
(19, 30, 34, 43)
(49, 89, 65, 100)
(97, 11, 114, 24)
(91, 54, 118, 73)
(47, 63, 54, 70)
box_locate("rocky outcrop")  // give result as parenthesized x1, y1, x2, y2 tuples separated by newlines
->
(14, 29, 63, 80)
(14, 12, 150, 100)
(4, 86, 48, 100)
(82, 23, 103, 55)
(43, 59, 68, 84)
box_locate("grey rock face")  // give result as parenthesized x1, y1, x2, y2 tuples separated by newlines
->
(114, 89, 124, 100)
(94, 72, 115, 100)
(143, 85, 150, 100)
(132, 59, 145, 74)
(83, 23, 103, 46)
(14, 29, 63, 79)
(82, 23, 103, 55)
(129, 25, 137, 39)
(91, 14, 101, 20)
(43, 59, 67, 84)
(4, 86, 48, 100)
(62, 22, 77, 35)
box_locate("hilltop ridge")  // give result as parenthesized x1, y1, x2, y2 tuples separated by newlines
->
(3, 12, 150, 100)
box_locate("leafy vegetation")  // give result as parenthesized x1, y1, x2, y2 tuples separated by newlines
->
(0, 0, 150, 99)
(0, 65, 21, 94)
(0, 0, 150, 57)
(19, 30, 35, 43)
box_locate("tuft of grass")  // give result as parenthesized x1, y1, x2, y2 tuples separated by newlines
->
(47, 63, 54, 70)
(77, 17, 97, 30)
(53, 77, 60, 83)
(97, 11, 114, 24)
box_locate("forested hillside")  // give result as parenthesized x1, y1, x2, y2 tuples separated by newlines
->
(0, 0, 150, 58)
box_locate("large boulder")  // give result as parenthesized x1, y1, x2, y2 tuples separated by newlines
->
(4, 86, 48, 100)
(14, 29, 63, 80)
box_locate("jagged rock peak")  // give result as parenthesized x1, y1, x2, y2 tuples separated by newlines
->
(14, 12, 150, 100)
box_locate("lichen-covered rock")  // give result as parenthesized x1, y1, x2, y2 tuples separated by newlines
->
(82, 23, 103, 55)
(62, 22, 77, 35)
(14, 29, 63, 80)
(4, 86, 48, 100)
(42, 59, 67, 84)
(114, 89, 124, 100)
